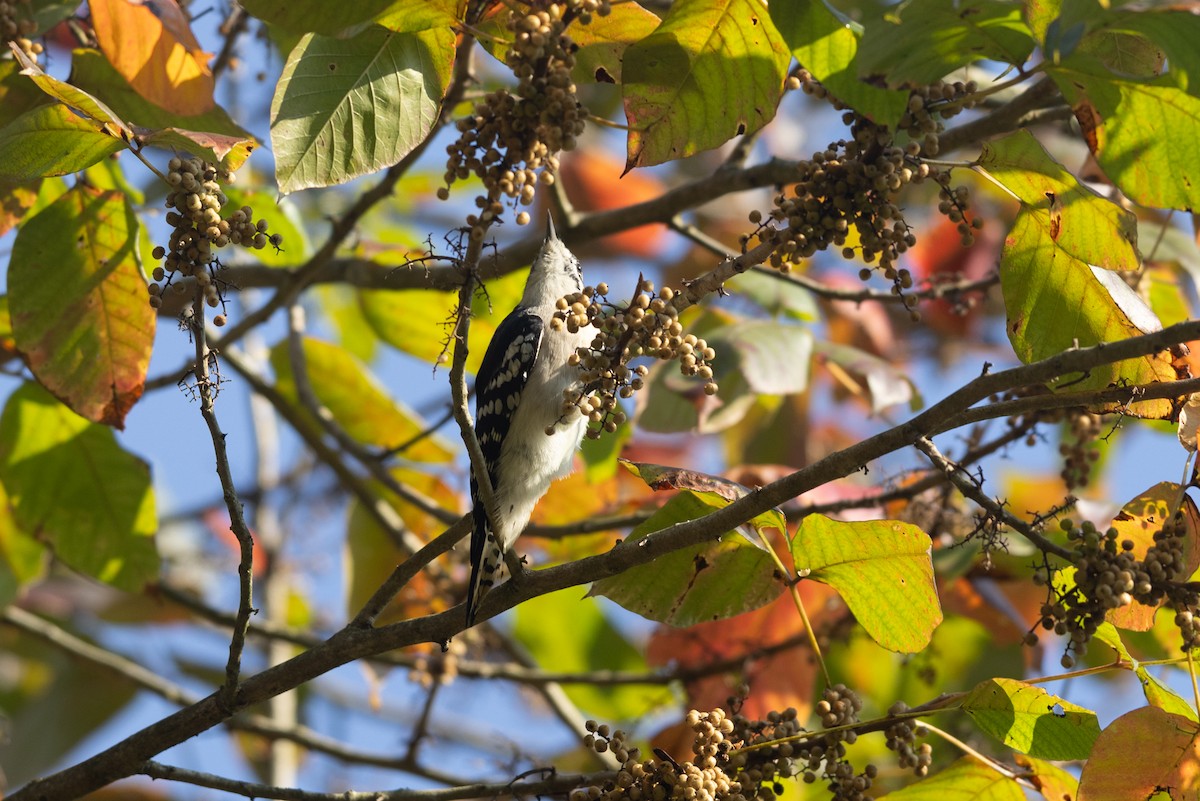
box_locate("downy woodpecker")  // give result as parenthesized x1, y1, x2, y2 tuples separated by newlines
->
(465, 216, 590, 626)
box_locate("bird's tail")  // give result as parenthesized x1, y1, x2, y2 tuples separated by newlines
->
(465, 494, 505, 627)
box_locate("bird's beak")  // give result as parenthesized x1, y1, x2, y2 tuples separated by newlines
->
(546, 211, 558, 242)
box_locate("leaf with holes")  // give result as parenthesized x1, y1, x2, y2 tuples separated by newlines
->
(978, 130, 1176, 417)
(962, 677, 1099, 759)
(770, 0, 909, 127)
(622, 0, 789, 170)
(271, 25, 455, 194)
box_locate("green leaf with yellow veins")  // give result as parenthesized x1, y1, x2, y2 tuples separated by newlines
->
(0, 105, 124, 182)
(0, 382, 157, 592)
(881, 756, 1025, 800)
(978, 130, 1177, 417)
(770, 0, 909, 128)
(962, 677, 1099, 759)
(9, 185, 153, 428)
(791, 514, 941, 653)
(622, 0, 789, 170)
(857, 0, 1035, 87)
(270, 336, 453, 463)
(271, 25, 455, 194)
(1050, 60, 1200, 209)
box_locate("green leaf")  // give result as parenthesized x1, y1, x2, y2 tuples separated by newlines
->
(242, 0, 457, 36)
(857, 0, 1036, 87)
(220, 187, 312, 268)
(622, 0, 790, 170)
(10, 185, 154, 428)
(570, 2, 661, 84)
(580, 409, 630, 483)
(0, 59, 50, 129)
(590, 492, 787, 627)
(0, 481, 47, 606)
(1051, 62, 1200, 210)
(978, 130, 1176, 415)
(270, 25, 455, 194)
(770, 0, 909, 128)
(358, 267, 528, 373)
(881, 756, 1025, 800)
(0, 104, 124, 182)
(791, 514, 941, 653)
(1078, 706, 1200, 801)
(9, 46, 129, 138)
(1084, 8, 1200, 86)
(0, 382, 158, 591)
(961, 677, 1100, 760)
(514, 589, 666, 718)
(620, 459, 788, 534)
(1093, 623, 1200, 722)
(270, 336, 453, 463)
(69, 49, 255, 170)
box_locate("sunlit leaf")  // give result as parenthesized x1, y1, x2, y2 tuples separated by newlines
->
(622, 0, 789, 170)
(10, 46, 131, 137)
(727, 270, 819, 321)
(791, 515, 941, 653)
(0, 104, 124, 182)
(857, 0, 1035, 87)
(882, 756, 1025, 799)
(590, 491, 787, 627)
(1052, 61, 1200, 210)
(1095, 622, 1199, 721)
(270, 336, 454, 463)
(961, 677, 1099, 759)
(1078, 706, 1200, 800)
(0, 383, 157, 591)
(978, 130, 1176, 416)
(770, 0, 909, 127)
(10, 185, 153, 427)
(90, 0, 214, 115)
(270, 25, 455, 194)
(705, 320, 812, 396)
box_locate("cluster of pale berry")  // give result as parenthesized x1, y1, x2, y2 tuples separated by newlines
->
(574, 690, 924, 801)
(148, 157, 279, 326)
(552, 279, 717, 437)
(884, 702, 933, 776)
(1058, 410, 1103, 490)
(2, 0, 41, 62)
(1032, 515, 1199, 666)
(754, 72, 982, 318)
(441, 0, 609, 238)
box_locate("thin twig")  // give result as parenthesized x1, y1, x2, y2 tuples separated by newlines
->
(188, 297, 256, 709)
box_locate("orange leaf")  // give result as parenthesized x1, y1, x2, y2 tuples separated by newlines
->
(90, 0, 214, 116)
(556, 149, 666, 257)
(646, 587, 835, 725)
(1078, 706, 1200, 800)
